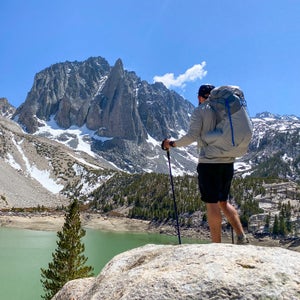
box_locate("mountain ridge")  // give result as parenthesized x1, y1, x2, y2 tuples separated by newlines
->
(10, 56, 196, 173)
(254, 111, 300, 121)
(1, 55, 299, 186)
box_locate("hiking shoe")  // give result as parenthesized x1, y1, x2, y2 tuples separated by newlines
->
(236, 234, 250, 245)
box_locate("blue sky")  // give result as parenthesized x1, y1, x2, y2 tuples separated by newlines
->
(1, 0, 300, 117)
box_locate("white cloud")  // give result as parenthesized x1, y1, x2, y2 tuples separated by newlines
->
(153, 62, 207, 89)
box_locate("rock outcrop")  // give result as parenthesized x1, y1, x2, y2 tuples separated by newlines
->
(52, 243, 300, 300)
(0, 98, 15, 117)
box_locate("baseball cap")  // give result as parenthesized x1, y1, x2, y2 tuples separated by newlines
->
(198, 84, 215, 97)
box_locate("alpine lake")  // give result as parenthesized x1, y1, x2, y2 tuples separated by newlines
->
(0, 226, 203, 299)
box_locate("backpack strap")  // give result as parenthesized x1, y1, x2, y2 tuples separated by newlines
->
(225, 99, 235, 146)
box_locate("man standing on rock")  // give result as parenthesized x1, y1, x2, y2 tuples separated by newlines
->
(162, 84, 249, 244)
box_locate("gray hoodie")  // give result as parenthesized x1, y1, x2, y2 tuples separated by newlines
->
(175, 101, 235, 163)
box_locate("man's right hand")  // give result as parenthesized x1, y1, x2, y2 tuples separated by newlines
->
(161, 139, 170, 151)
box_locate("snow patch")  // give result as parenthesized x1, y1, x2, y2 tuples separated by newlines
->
(177, 129, 187, 138)
(35, 116, 113, 157)
(12, 137, 64, 194)
(282, 153, 293, 162)
(146, 134, 161, 149)
(94, 76, 108, 97)
(5, 153, 21, 171)
(68, 154, 102, 170)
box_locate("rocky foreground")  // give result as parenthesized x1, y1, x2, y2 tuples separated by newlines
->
(53, 243, 300, 300)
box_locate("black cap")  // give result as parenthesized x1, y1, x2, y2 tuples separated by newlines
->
(198, 84, 215, 97)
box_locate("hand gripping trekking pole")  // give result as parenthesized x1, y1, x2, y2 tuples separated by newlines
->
(166, 150, 182, 245)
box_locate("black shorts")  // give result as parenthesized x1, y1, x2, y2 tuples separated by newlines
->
(197, 163, 234, 203)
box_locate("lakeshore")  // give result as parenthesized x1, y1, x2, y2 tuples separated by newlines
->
(0, 212, 299, 252)
(0, 212, 152, 233)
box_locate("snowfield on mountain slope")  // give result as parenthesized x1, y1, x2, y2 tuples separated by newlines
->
(0, 159, 68, 208)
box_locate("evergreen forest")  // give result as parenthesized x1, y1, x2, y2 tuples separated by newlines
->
(90, 173, 300, 237)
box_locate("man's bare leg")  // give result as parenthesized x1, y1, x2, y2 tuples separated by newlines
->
(218, 201, 244, 236)
(206, 203, 222, 243)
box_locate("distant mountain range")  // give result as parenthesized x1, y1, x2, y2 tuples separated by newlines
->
(247, 112, 300, 180)
(0, 56, 299, 208)
(254, 112, 300, 121)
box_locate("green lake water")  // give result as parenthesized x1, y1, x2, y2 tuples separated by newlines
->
(0, 227, 202, 300)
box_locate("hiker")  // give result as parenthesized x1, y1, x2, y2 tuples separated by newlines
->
(162, 84, 249, 244)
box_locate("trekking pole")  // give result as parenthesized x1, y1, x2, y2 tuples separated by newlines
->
(228, 194, 234, 244)
(166, 150, 182, 245)
(231, 222, 234, 244)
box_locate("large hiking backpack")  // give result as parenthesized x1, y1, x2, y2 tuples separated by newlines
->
(204, 85, 253, 158)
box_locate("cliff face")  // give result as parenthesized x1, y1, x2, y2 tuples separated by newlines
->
(14, 57, 110, 133)
(14, 56, 193, 143)
(53, 243, 300, 300)
(12, 56, 195, 173)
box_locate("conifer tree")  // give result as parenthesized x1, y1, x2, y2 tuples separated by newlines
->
(279, 214, 287, 236)
(272, 214, 279, 236)
(264, 213, 271, 233)
(40, 199, 94, 300)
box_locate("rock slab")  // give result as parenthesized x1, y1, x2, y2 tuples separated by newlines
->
(53, 243, 300, 300)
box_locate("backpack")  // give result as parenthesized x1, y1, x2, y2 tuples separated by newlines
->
(203, 85, 253, 158)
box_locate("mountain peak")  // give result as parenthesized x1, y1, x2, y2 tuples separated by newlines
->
(254, 111, 300, 121)
(12, 55, 193, 173)
(254, 111, 280, 119)
(114, 58, 123, 68)
(0, 97, 16, 118)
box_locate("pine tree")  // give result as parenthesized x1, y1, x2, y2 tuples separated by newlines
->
(279, 214, 287, 236)
(264, 213, 271, 233)
(40, 199, 94, 300)
(272, 214, 279, 236)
